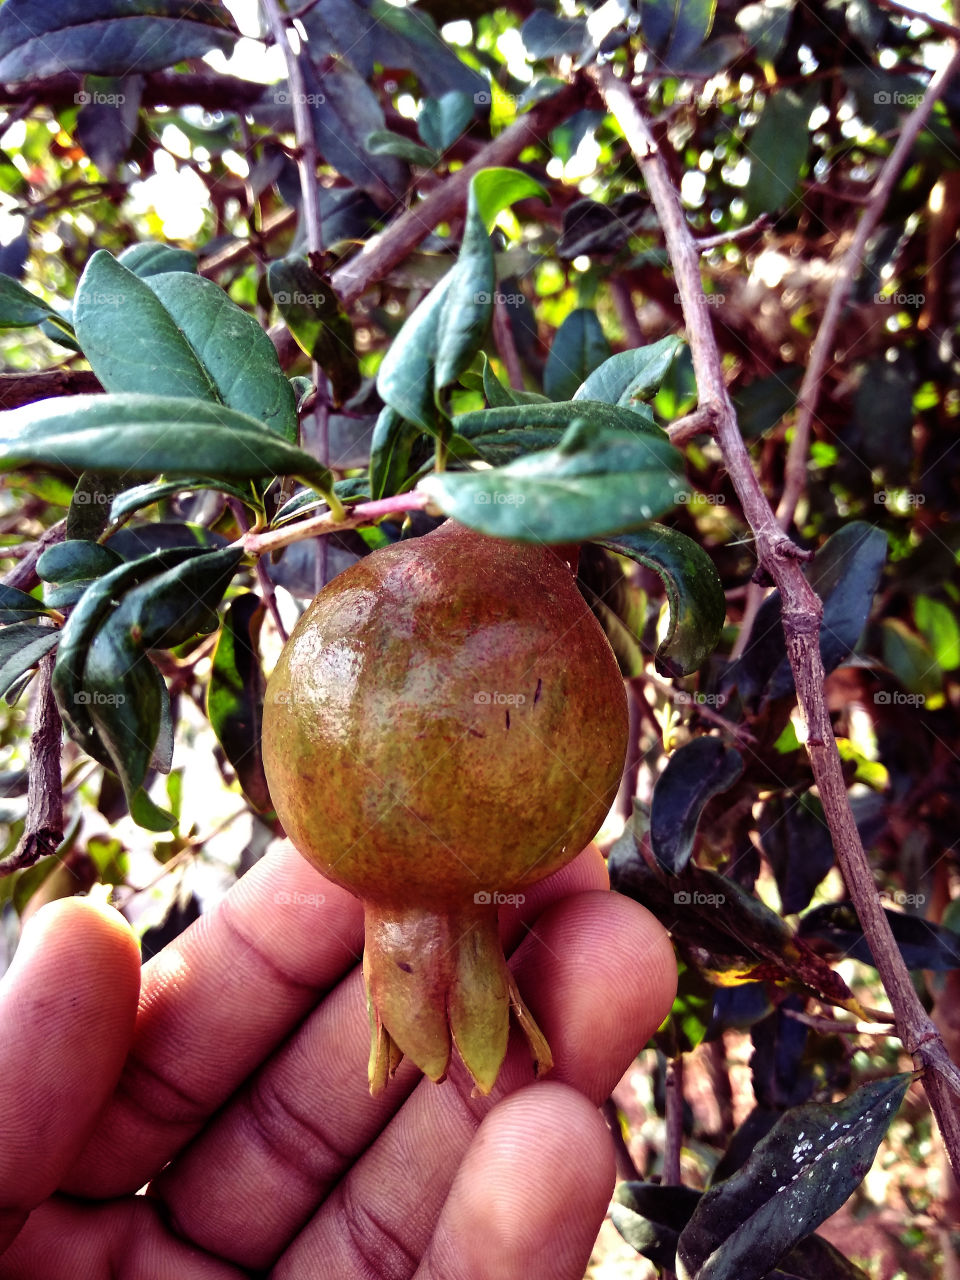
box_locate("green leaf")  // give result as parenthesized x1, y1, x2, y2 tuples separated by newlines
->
(376, 271, 452, 432)
(915, 595, 960, 671)
(574, 336, 684, 409)
(481, 354, 517, 408)
(74, 252, 217, 400)
(207, 593, 271, 812)
(595, 526, 725, 676)
(0, 628, 60, 703)
(611, 1182, 703, 1270)
(469, 167, 550, 233)
(640, 0, 717, 68)
(419, 421, 685, 542)
(75, 253, 298, 441)
(364, 129, 437, 167)
(743, 88, 812, 219)
(0, 393, 335, 494)
(116, 242, 198, 277)
(543, 308, 612, 403)
(676, 1075, 911, 1280)
(650, 737, 744, 873)
(0, 0, 238, 81)
(521, 11, 588, 59)
(267, 259, 360, 408)
(369, 405, 422, 500)
(418, 91, 474, 152)
(881, 618, 941, 698)
(0, 275, 62, 329)
(0, 583, 51, 623)
(108, 477, 260, 527)
(759, 791, 835, 915)
(454, 399, 658, 439)
(146, 272, 298, 440)
(434, 180, 496, 391)
(72, 547, 243, 830)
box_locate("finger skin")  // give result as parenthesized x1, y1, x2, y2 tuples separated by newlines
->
(64, 841, 365, 1197)
(0, 1199, 246, 1280)
(155, 845, 611, 1269)
(414, 1084, 615, 1280)
(0, 899, 140, 1256)
(272, 891, 676, 1278)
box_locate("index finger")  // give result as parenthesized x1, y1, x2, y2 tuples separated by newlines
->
(63, 841, 365, 1198)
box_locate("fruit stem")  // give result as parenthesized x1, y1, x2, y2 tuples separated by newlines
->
(363, 901, 553, 1096)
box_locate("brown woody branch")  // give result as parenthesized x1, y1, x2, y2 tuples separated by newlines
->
(2, 519, 65, 592)
(0, 370, 101, 412)
(592, 61, 960, 1179)
(0, 70, 266, 112)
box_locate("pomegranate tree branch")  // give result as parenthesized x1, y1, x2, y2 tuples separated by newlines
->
(591, 61, 960, 1177)
(778, 43, 960, 529)
(242, 491, 431, 557)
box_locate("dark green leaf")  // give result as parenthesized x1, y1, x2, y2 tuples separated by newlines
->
(480, 354, 518, 408)
(881, 618, 942, 698)
(306, 58, 406, 199)
(267, 259, 360, 408)
(759, 792, 835, 915)
(106, 521, 226, 561)
(736, 0, 794, 62)
(0, 622, 60, 669)
(611, 1182, 703, 1270)
(650, 737, 744, 873)
(575, 336, 684, 409)
(576, 542, 650, 678)
(362, 1, 488, 98)
(0, 583, 51, 622)
(419, 421, 685, 542)
(364, 130, 437, 167)
(108, 477, 260, 527)
(733, 369, 802, 440)
(67, 471, 117, 541)
(207, 593, 270, 811)
(543, 308, 612, 403)
(743, 88, 812, 219)
(729, 523, 887, 705)
(0, 629, 59, 703)
(521, 11, 588, 58)
(376, 271, 451, 432)
(676, 1075, 911, 1280)
(799, 902, 960, 971)
(37, 540, 122, 584)
(595, 527, 725, 676)
(0, 393, 335, 494)
(434, 181, 495, 391)
(774, 1235, 871, 1280)
(74, 75, 142, 174)
(116, 242, 198, 277)
(640, 0, 717, 69)
(0, 0, 238, 81)
(418, 91, 474, 152)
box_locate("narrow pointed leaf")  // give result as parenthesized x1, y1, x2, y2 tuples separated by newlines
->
(0, 276, 62, 329)
(676, 1074, 911, 1280)
(798, 902, 960, 971)
(0, 394, 335, 494)
(611, 1183, 702, 1270)
(595, 527, 725, 676)
(544, 308, 611, 403)
(418, 92, 474, 151)
(419, 422, 685, 542)
(116, 242, 197, 277)
(454, 399, 658, 439)
(0, 583, 52, 622)
(575, 335, 684, 408)
(267, 259, 360, 408)
(0, 629, 60, 703)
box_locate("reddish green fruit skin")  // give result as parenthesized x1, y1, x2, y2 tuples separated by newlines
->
(261, 521, 628, 912)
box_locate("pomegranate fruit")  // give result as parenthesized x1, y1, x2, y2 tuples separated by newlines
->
(262, 520, 628, 1094)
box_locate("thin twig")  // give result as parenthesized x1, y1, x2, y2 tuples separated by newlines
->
(777, 45, 960, 529)
(2, 520, 65, 592)
(0, 653, 63, 876)
(242, 490, 431, 557)
(592, 60, 960, 1179)
(492, 297, 525, 390)
(634, 672, 756, 744)
(0, 369, 101, 411)
(610, 277, 644, 348)
(229, 501, 289, 642)
(697, 213, 769, 252)
(664, 1053, 684, 1185)
(666, 404, 719, 444)
(601, 1097, 642, 1182)
(872, 0, 960, 39)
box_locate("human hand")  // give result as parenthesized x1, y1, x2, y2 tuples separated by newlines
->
(0, 840, 675, 1279)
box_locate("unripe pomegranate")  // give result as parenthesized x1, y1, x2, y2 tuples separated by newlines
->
(262, 520, 627, 1094)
